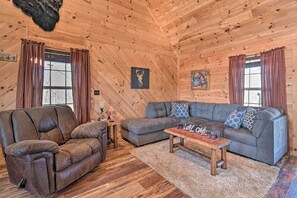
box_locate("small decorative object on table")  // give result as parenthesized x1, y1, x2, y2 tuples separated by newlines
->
(106, 111, 112, 120)
(182, 123, 210, 136)
(98, 101, 106, 121)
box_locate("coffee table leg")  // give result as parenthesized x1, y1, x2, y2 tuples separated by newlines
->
(113, 125, 118, 148)
(180, 137, 184, 146)
(221, 147, 227, 169)
(169, 134, 174, 153)
(211, 148, 217, 176)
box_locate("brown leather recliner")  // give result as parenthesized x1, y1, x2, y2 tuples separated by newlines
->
(0, 105, 107, 196)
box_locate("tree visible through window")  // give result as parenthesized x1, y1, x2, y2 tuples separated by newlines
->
(244, 57, 261, 107)
(42, 49, 73, 109)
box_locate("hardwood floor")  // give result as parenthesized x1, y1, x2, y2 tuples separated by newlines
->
(0, 137, 296, 198)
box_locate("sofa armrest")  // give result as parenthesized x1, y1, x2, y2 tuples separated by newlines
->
(256, 116, 288, 165)
(71, 121, 107, 139)
(256, 107, 283, 120)
(5, 140, 59, 157)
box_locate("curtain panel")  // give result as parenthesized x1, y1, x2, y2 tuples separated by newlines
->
(70, 48, 91, 124)
(261, 47, 287, 113)
(16, 39, 45, 108)
(228, 54, 246, 105)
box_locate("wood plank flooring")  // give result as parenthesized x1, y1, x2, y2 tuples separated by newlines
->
(0, 137, 296, 198)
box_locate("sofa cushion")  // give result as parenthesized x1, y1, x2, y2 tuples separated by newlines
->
(213, 104, 239, 122)
(224, 110, 246, 129)
(55, 150, 71, 172)
(164, 102, 172, 116)
(60, 141, 92, 164)
(146, 102, 167, 118)
(189, 102, 215, 120)
(121, 117, 177, 135)
(224, 128, 257, 146)
(67, 138, 100, 154)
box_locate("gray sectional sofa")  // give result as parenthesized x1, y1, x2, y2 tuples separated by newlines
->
(121, 101, 288, 165)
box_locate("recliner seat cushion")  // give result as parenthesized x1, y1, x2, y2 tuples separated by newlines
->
(56, 138, 100, 171)
(224, 128, 257, 146)
(121, 117, 177, 135)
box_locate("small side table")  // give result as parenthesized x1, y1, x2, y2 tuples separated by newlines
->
(107, 121, 120, 148)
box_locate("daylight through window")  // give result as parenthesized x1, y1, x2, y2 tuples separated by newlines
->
(244, 57, 261, 107)
(42, 49, 73, 109)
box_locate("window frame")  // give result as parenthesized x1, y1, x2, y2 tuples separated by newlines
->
(244, 56, 262, 107)
(43, 49, 73, 108)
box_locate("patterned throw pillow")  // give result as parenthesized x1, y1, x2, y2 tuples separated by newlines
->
(224, 110, 246, 129)
(171, 103, 189, 118)
(242, 107, 259, 131)
(170, 102, 178, 117)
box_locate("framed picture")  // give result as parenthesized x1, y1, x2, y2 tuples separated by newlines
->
(191, 69, 209, 90)
(131, 67, 150, 89)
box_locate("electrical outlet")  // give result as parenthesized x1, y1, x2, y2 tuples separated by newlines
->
(94, 90, 100, 95)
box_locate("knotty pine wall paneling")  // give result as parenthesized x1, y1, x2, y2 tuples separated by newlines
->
(146, 0, 297, 156)
(0, 0, 178, 122)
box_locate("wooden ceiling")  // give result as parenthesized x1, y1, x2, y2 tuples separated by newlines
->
(146, 0, 297, 59)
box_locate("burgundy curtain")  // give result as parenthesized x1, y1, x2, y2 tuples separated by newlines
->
(228, 54, 246, 105)
(70, 48, 91, 124)
(16, 39, 45, 108)
(261, 47, 287, 113)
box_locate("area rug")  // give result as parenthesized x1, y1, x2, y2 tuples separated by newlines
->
(131, 140, 279, 198)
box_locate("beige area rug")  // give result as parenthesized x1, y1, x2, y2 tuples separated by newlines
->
(131, 140, 279, 198)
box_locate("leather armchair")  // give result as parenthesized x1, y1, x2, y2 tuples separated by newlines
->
(0, 105, 107, 196)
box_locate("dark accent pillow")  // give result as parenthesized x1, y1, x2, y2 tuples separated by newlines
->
(242, 107, 259, 131)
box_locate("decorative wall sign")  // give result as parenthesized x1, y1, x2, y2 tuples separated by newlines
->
(12, 0, 63, 31)
(191, 69, 209, 90)
(0, 53, 17, 62)
(131, 67, 150, 89)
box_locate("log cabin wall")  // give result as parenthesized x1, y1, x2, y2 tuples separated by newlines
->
(146, 0, 297, 156)
(0, 0, 178, 122)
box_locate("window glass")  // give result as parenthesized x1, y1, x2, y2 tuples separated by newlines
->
(244, 57, 261, 107)
(42, 50, 73, 109)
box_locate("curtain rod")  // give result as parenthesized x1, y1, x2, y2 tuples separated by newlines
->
(45, 46, 70, 53)
(246, 53, 260, 58)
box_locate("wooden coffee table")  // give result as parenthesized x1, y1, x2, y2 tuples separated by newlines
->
(164, 127, 231, 176)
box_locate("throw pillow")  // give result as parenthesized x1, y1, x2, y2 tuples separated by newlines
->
(242, 107, 259, 131)
(170, 102, 178, 117)
(173, 103, 189, 118)
(224, 110, 246, 129)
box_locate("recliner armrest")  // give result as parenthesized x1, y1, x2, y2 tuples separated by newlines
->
(71, 121, 107, 139)
(5, 140, 59, 157)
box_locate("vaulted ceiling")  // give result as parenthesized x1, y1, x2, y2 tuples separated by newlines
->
(146, 0, 297, 59)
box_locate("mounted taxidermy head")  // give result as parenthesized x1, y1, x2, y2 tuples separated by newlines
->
(13, 0, 63, 31)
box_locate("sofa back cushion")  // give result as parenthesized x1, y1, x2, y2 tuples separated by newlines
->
(189, 102, 215, 120)
(55, 105, 78, 141)
(213, 104, 239, 122)
(11, 110, 39, 142)
(26, 107, 64, 145)
(146, 102, 167, 118)
(164, 102, 172, 116)
(0, 105, 78, 151)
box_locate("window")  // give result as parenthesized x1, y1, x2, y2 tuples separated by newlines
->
(42, 49, 73, 109)
(244, 57, 261, 107)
